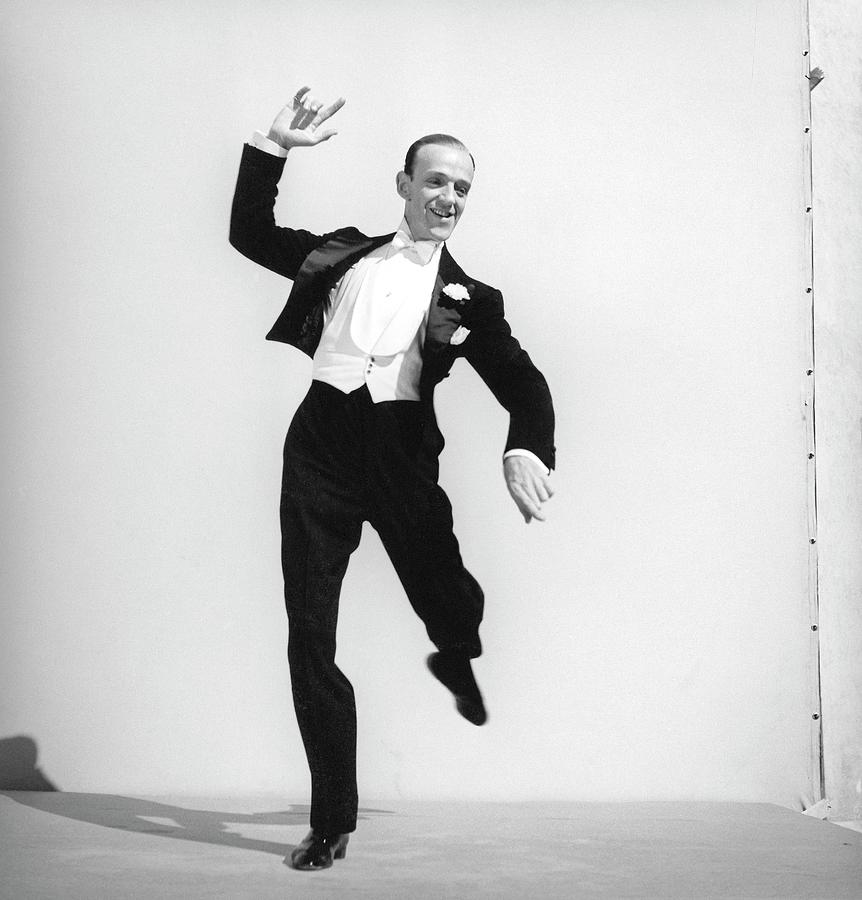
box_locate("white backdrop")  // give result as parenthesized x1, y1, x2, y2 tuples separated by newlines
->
(810, 0, 862, 820)
(0, 0, 816, 806)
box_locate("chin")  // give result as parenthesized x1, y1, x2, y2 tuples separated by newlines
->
(429, 222, 456, 241)
(424, 211, 457, 238)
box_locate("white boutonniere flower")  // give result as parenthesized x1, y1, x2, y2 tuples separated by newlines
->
(449, 325, 471, 346)
(442, 283, 470, 303)
(438, 282, 471, 311)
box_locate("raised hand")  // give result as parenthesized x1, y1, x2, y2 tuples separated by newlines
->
(503, 455, 554, 524)
(267, 86, 346, 150)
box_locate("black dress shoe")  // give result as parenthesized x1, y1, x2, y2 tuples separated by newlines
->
(288, 830, 349, 870)
(427, 651, 488, 726)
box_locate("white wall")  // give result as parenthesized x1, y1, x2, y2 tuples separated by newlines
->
(809, 0, 862, 823)
(0, 0, 817, 806)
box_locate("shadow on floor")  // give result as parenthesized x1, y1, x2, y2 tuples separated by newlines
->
(0, 735, 58, 790)
(1, 790, 393, 857)
(0, 735, 392, 857)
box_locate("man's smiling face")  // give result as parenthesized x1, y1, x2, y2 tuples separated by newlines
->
(396, 143, 474, 242)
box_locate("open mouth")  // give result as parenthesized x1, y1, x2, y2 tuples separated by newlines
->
(429, 208, 453, 220)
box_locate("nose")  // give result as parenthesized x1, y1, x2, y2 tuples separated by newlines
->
(440, 183, 456, 205)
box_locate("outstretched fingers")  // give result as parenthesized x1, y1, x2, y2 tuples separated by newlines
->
(268, 86, 345, 149)
(286, 91, 345, 142)
(307, 97, 346, 142)
(310, 96, 346, 129)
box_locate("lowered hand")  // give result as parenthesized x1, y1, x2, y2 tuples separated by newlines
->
(504, 455, 554, 523)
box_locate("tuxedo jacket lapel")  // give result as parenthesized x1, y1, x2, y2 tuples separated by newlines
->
(266, 229, 393, 355)
(305, 231, 394, 295)
(425, 245, 471, 351)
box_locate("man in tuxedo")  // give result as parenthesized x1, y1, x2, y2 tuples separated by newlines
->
(230, 87, 555, 870)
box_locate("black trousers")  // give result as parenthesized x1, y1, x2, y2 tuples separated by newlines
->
(280, 381, 484, 834)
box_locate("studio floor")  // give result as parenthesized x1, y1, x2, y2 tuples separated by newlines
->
(1, 793, 860, 899)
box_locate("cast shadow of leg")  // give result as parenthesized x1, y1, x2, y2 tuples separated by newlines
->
(2, 791, 393, 858)
(2, 791, 305, 856)
(0, 735, 392, 858)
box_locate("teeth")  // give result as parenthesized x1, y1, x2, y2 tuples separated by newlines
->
(430, 209, 451, 218)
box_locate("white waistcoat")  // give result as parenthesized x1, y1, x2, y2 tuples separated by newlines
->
(311, 232, 441, 402)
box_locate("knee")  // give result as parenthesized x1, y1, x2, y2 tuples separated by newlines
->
(287, 614, 336, 665)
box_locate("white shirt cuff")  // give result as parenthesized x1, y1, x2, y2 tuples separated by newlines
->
(250, 130, 289, 158)
(503, 449, 550, 475)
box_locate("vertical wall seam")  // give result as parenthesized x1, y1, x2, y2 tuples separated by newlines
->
(801, 0, 825, 803)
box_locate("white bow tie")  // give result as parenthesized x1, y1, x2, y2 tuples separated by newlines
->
(390, 230, 439, 265)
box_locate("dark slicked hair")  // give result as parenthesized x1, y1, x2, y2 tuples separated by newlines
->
(403, 134, 475, 177)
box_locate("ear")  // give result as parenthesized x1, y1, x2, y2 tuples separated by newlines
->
(396, 170, 411, 200)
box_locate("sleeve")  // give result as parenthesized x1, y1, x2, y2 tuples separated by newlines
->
(463, 290, 556, 471)
(229, 143, 331, 281)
